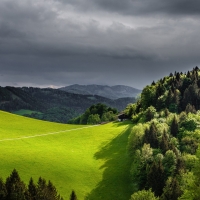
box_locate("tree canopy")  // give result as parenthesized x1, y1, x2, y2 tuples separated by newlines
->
(127, 67, 200, 200)
(68, 103, 117, 124)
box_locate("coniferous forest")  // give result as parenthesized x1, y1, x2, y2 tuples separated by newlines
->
(0, 169, 64, 200)
(125, 67, 200, 199)
(0, 169, 78, 200)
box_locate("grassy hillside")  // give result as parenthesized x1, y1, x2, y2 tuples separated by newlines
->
(0, 111, 133, 199)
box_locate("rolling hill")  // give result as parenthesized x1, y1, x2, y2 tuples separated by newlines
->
(0, 86, 135, 123)
(0, 111, 133, 200)
(59, 84, 141, 99)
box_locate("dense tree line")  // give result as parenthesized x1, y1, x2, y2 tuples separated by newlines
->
(126, 67, 200, 199)
(68, 103, 118, 124)
(125, 67, 200, 118)
(128, 108, 200, 199)
(0, 169, 78, 200)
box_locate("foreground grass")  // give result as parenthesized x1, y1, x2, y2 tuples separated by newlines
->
(0, 111, 133, 199)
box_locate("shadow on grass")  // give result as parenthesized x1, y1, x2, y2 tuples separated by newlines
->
(85, 125, 133, 200)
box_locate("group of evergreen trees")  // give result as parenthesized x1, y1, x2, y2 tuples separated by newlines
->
(131, 66, 200, 115)
(126, 67, 200, 199)
(0, 169, 77, 200)
(128, 110, 200, 199)
(129, 118, 184, 198)
(68, 103, 118, 124)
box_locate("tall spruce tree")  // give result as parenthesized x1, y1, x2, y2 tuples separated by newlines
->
(144, 122, 159, 148)
(161, 176, 182, 200)
(70, 190, 77, 200)
(160, 130, 169, 154)
(171, 116, 178, 137)
(37, 177, 48, 200)
(27, 177, 37, 200)
(47, 180, 61, 200)
(147, 160, 165, 196)
(0, 178, 7, 200)
(5, 169, 27, 200)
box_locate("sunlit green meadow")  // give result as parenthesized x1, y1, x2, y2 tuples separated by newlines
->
(0, 111, 133, 200)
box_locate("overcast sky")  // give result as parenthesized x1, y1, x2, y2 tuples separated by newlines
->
(0, 0, 200, 89)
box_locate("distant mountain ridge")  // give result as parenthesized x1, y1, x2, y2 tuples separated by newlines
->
(0, 86, 135, 123)
(59, 84, 141, 99)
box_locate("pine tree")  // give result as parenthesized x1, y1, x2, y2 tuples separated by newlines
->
(144, 128, 150, 144)
(0, 178, 7, 200)
(155, 84, 165, 99)
(149, 122, 159, 148)
(5, 169, 27, 200)
(47, 180, 61, 200)
(147, 160, 165, 196)
(166, 89, 173, 107)
(171, 116, 178, 137)
(160, 130, 169, 154)
(0, 170, 62, 200)
(70, 190, 77, 200)
(176, 72, 180, 81)
(161, 176, 182, 200)
(28, 177, 37, 200)
(187, 71, 191, 78)
(174, 71, 177, 76)
(144, 122, 159, 148)
(36, 177, 48, 200)
(174, 157, 185, 175)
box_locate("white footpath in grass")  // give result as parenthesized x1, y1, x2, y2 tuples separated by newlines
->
(0, 125, 99, 142)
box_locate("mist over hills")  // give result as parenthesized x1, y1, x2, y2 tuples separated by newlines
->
(59, 84, 141, 99)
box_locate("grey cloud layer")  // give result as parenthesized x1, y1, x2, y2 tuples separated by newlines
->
(95, 0, 200, 15)
(0, 0, 200, 88)
(60, 0, 200, 16)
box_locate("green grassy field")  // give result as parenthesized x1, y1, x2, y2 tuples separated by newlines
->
(0, 111, 133, 200)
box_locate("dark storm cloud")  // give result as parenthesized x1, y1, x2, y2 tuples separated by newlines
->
(93, 0, 200, 16)
(0, 0, 200, 89)
(60, 0, 200, 16)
